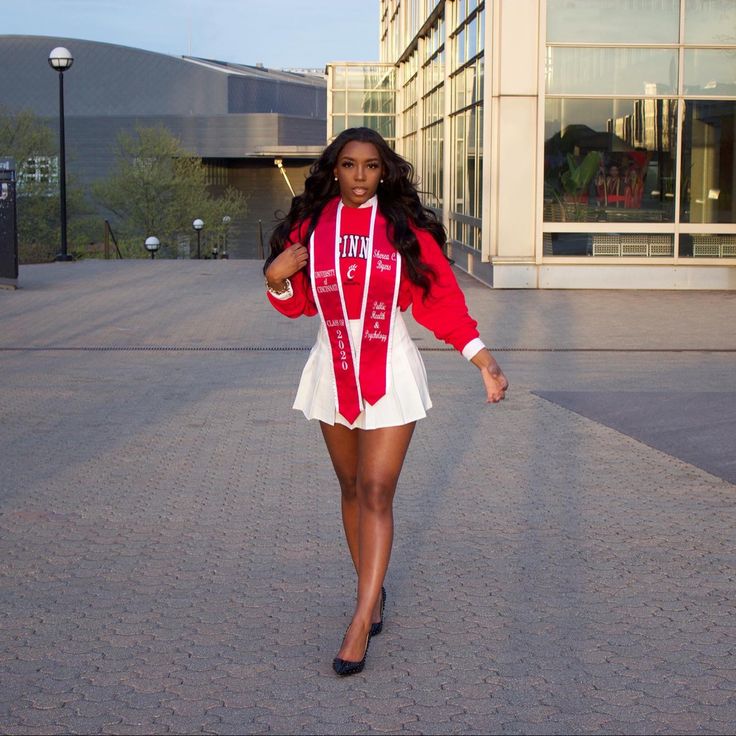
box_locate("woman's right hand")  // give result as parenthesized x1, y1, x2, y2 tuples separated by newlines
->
(265, 243, 309, 287)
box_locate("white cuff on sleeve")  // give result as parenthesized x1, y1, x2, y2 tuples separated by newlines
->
(461, 337, 486, 361)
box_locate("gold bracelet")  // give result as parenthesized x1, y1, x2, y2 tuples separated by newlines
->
(265, 277, 291, 296)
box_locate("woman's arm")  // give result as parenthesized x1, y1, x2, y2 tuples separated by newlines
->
(408, 228, 508, 403)
(264, 242, 316, 318)
(408, 229, 482, 353)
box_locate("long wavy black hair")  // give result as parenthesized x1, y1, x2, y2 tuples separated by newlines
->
(264, 127, 446, 296)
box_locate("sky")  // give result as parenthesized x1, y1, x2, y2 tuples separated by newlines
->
(0, 0, 379, 69)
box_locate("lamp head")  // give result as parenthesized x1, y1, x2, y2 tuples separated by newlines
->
(144, 236, 160, 252)
(192, 218, 204, 231)
(48, 47, 74, 71)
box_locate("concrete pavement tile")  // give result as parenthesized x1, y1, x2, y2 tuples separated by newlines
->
(548, 712, 615, 733)
(71, 683, 137, 703)
(303, 704, 370, 725)
(52, 713, 126, 733)
(102, 722, 167, 735)
(252, 713, 317, 732)
(598, 718, 676, 735)
(446, 696, 498, 716)
(205, 722, 271, 735)
(298, 723, 370, 736)
(167, 698, 223, 718)
(592, 702, 659, 721)
(21, 692, 81, 710)
(412, 719, 468, 735)
(1, 727, 71, 736)
(353, 711, 420, 731)
(398, 704, 465, 722)
(205, 705, 271, 721)
(165, 680, 228, 701)
(119, 691, 178, 709)
(501, 719, 575, 735)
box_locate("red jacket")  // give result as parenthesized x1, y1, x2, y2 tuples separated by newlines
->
(267, 220, 481, 355)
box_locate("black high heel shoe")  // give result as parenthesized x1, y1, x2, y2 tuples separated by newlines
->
(332, 625, 371, 677)
(369, 586, 386, 637)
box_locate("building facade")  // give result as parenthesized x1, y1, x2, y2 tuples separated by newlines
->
(328, 0, 736, 289)
(0, 35, 327, 258)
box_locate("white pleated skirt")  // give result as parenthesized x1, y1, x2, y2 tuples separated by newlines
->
(293, 311, 432, 429)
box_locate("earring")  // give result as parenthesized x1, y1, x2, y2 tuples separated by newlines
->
(334, 176, 338, 181)
(380, 179, 384, 184)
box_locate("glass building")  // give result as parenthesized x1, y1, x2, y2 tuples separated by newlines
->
(327, 0, 736, 289)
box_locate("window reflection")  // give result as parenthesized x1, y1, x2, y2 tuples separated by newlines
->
(543, 233, 673, 257)
(681, 101, 736, 224)
(544, 98, 678, 223)
(547, 0, 679, 44)
(685, 0, 736, 44)
(684, 50, 736, 96)
(679, 234, 736, 257)
(546, 48, 678, 96)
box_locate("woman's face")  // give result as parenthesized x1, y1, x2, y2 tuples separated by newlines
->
(333, 140, 384, 208)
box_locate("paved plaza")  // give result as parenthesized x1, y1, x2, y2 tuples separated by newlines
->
(1, 260, 735, 735)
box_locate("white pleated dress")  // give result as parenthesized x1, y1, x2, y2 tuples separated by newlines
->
(293, 310, 432, 429)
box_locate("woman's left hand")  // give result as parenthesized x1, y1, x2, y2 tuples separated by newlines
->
(471, 348, 508, 403)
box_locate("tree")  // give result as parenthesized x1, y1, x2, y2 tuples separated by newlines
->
(94, 125, 247, 257)
(0, 106, 96, 262)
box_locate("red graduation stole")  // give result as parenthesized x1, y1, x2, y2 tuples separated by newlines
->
(310, 197, 401, 424)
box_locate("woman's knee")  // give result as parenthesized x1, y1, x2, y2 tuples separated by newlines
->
(357, 479, 395, 513)
(338, 474, 358, 502)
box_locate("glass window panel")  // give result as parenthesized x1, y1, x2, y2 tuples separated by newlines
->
(345, 91, 395, 114)
(544, 233, 674, 257)
(332, 117, 347, 137)
(345, 67, 395, 90)
(546, 48, 678, 95)
(455, 113, 466, 213)
(684, 50, 736, 96)
(477, 106, 484, 215)
(544, 98, 678, 223)
(468, 62, 479, 105)
(685, 0, 736, 44)
(467, 17, 478, 59)
(457, 28, 466, 67)
(333, 67, 347, 88)
(681, 101, 736, 224)
(478, 10, 485, 53)
(679, 234, 736, 257)
(347, 115, 395, 138)
(454, 70, 466, 110)
(547, 0, 679, 44)
(468, 108, 478, 217)
(332, 92, 346, 114)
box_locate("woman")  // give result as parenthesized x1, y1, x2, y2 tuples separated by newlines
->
(264, 127, 508, 676)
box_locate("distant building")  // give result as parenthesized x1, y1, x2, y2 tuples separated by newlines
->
(0, 35, 328, 257)
(327, 0, 736, 290)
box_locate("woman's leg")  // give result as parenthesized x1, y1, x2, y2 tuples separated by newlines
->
(320, 421, 387, 628)
(320, 422, 360, 571)
(336, 422, 416, 661)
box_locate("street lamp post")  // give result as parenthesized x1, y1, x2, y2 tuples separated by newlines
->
(48, 47, 74, 262)
(222, 215, 231, 259)
(192, 218, 204, 259)
(145, 236, 160, 259)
